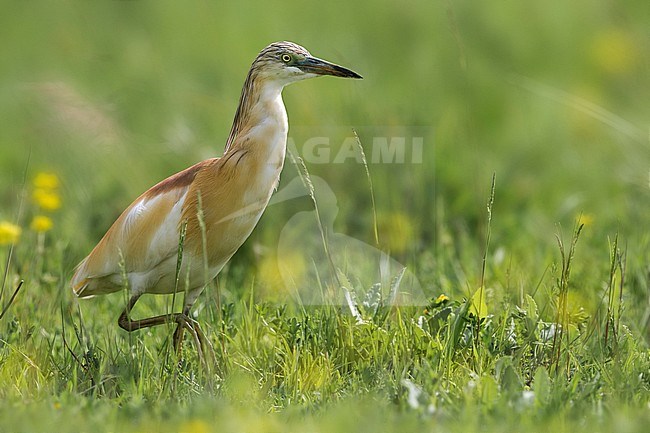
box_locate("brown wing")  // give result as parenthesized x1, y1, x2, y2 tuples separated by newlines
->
(71, 159, 217, 297)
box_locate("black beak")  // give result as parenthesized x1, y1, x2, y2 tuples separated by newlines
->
(298, 56, 363, 79)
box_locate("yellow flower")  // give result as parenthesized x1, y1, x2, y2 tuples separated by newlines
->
(33, 189, 61, 211)
(179, 420, 210, 433)
(576, 213, 594, 227)
(31, 215, 53, 233)
(258, 252, 306, 297)
(435, 294, 450, 304)
(377, 212, 416, 254)
(0, 221, 22, 245)
(33, 172, 60, 190)
(590, 28, 638, 75)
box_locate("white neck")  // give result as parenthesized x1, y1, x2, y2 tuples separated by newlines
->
(225, 69, 290, 153)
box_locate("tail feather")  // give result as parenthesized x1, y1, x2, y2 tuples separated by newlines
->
(72, 281, 90, 297)
(70, 259, 91, 297)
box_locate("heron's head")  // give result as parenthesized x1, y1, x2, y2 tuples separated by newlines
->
(251, 41, 362, 86)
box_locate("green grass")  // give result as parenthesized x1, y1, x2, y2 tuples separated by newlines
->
(1, 0, 650, 432)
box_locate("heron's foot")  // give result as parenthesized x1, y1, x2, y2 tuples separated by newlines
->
(117, 295, 215, 370)
(172, 314, 215, 368)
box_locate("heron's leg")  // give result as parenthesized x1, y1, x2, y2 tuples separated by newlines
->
(118, 293, 183, 331)
(172, 299, 215, 366)
(171, 303, 194, 353)
(117, 293, 214, 366)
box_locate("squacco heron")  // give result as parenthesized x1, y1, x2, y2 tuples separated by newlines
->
(71, 41, 361, 357)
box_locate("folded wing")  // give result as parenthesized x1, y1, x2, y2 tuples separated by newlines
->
(71, 159, 217, 297)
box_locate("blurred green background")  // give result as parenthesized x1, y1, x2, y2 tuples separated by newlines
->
(1, 2, 650, 431)
(0, 0, 648, 316)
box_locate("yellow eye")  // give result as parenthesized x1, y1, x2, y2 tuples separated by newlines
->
(281, 54, 292, 63)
